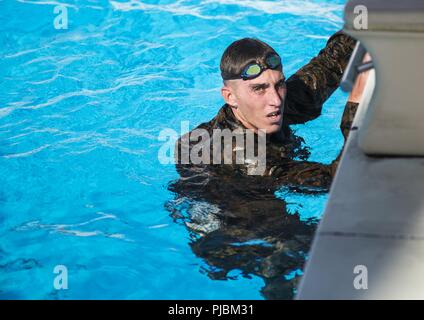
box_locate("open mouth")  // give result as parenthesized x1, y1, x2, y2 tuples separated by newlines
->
(266, 110, 282, 121)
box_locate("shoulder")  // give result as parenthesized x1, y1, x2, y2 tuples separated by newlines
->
(176, 104, 232, 144)
(174, 105, 229, 163)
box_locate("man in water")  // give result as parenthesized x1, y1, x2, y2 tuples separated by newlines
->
(173, 31, 362, 188)
(167, 31, 368, 299)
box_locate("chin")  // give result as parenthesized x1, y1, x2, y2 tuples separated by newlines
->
(263, 123, 282, 134)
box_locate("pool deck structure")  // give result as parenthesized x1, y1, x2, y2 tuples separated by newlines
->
(296, 0, 424, 299)
(297, 83, 424, 299)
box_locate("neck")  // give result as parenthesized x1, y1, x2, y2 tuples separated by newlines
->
(229, 105, 259, 134)
(226, 105, 284, 142)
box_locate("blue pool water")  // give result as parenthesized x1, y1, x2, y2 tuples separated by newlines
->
(1, 0, 349, 299)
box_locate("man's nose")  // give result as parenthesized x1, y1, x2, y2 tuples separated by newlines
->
(267, 86, 283, 107)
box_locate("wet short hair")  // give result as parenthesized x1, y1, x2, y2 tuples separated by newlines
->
(220, 38, 281, 82)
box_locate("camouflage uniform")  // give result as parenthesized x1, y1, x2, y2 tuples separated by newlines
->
(174, 31, 358, 189)
(167, 31, 358, 299)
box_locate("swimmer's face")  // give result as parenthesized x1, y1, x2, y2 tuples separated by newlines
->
(221, 69, 286, 134)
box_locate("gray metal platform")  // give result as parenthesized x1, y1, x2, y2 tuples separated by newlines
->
(297, 128, 424, 299)
(296, 0, 424, 300)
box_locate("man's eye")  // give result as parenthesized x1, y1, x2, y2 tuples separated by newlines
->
(253, 87, 265, 92)
(276, 81, 286, 89)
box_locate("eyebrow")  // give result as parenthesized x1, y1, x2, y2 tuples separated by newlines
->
(248, 76, 286, 89)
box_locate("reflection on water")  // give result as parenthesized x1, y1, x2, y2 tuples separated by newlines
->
(167, 171, 325, 299)
(1, 0, 348, 299)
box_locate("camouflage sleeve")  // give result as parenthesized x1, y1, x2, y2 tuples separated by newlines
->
(340, 101, 359, 140)
(269, 100, 360, 188)
(328, 100, 359, 169)
(267, 159, 335, 190)
(283, 31, 357, 125)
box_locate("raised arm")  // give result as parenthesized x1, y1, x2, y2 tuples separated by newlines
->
(268, 96, 361, 188)
(283, 31, 357, 125)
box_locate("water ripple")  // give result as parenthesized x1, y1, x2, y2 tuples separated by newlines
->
(204, 0, 343, 22)
(2, 144, 51, 159)
(110, 0, 343, 23)
(16, 0, 78, 10)
(14, 212, 131, 241)
(110, 0, 245, 21)
(1, 0, 347, 299)
(5, 75, 165, 114)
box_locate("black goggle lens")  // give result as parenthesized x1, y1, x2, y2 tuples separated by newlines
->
(240, 54, 281, 80)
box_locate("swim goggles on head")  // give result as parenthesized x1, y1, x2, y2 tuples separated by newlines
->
(223, 53, 282, 81)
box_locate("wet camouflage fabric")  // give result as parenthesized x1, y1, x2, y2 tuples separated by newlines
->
(174, 31, 357, 189)
(167, 31, 358, 299)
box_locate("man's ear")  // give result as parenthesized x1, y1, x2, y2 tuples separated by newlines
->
(221, 82, 238, 107)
